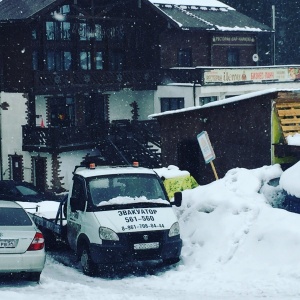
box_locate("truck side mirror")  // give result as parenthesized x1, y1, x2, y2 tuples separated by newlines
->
(173, 192, 182, 207)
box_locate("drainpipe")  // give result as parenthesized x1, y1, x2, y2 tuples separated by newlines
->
(193, 81, 196, 107)
(0, 92, 2, 180)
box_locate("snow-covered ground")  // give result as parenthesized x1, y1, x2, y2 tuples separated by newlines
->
(1, 162, 300, 300)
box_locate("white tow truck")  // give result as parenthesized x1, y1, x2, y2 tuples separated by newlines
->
(25, 163, 183, 275)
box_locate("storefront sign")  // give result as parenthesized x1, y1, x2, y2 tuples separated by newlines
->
(203, 67, 300, 85)
(212, 35, 256, 45)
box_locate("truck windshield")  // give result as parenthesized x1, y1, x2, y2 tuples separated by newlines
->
(87, 174, 168, 206)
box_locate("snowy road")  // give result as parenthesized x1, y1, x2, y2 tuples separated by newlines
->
(0, 249, 299, 300)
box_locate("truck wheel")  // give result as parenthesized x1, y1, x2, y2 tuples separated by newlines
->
(80, 246, 97, 276)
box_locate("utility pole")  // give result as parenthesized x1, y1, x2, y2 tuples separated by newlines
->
(272, 5, 276, 65)
(0, 98, 9, 180)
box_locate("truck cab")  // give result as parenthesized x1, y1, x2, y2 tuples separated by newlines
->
(67, 164, 182, 275)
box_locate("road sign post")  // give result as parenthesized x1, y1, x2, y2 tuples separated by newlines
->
(197, 131, 218, 180)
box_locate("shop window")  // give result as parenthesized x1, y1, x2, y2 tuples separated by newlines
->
(161, 98, 184, 112)
(227, 48, 240, 66)
(199, 96, 218, 106)
(178, 48, 192, 67)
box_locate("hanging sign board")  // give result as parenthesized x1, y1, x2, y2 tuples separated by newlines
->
(197, 131, 218, 180)
(197, 131, 216, 164)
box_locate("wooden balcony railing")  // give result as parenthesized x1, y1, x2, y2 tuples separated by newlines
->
(33, 70, 159, 92)
(22, 125, 108, 152)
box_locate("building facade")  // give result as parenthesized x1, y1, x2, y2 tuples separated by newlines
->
(0, 0, 281, 191)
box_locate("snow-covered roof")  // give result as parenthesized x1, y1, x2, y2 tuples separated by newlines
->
(149, 0, 233, 9)
(0, 0, 271, 33)
(149, 0, 271, 32)
(0, 0, 55, 21)
(149, 88, 280, 119)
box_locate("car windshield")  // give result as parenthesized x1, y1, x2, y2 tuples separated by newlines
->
(15, 185, 39, 196)
(87, 174, 167, 206)
(0, 207, 33, 226)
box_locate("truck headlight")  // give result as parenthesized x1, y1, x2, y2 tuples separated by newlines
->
(99, 227, 119, 241)
(169, 222, 180, 237)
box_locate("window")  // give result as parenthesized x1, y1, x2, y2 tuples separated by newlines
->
(71, 177, 86, 211)
(78, 23, 103, 41)
(95, 51, 103, 70)
(80, 51, 91, 70)
(50, 97, 75, 127)
(109, 51, 124, 71)
(46, 21, 71, 40)
(95, 24, 103, 41)
(178, 48, 192, 67)
(79, 22, 90, 40)
(199, 96, 218, 106)
(161, 98, 184, 112)
(60, 5, 70, 15)
(87, 174, 167, 206)
(32, 29, 37, 40)
(32, 51, 39, 70)
(0, 208, 32, 226)
(227, 48, 239, 66)
(47, 51, 71, 71)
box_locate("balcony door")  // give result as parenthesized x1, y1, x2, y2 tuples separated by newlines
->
(49, 97, 75, 127)
(48, 94, 106, 128)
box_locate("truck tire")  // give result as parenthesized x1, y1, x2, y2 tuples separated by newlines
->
(80, 245, 97, 276)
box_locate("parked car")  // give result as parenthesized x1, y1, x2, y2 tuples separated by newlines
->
(0, 180, 59, 202)
(0, 200, 46, 281)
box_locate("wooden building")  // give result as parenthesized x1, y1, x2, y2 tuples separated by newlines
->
(0, 0, 272, 191)
(150, 90, 300, 185)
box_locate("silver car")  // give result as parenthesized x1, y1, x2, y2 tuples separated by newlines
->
(0, 200, 46, 282)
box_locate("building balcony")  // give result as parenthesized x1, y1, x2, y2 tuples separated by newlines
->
(33, 70, 159, 93)
(22, 125, 107, 153)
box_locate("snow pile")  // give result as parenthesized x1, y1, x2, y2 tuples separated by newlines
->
(154, 165, 190, 179)
(6, 162, 300, 300)
(286, 132, 300, 146)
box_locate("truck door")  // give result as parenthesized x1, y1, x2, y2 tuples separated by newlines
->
(67, 176, 87, 251)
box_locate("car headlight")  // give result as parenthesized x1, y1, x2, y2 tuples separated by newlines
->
(169, 222, 180, 237)
(99, 227, 119, 241)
